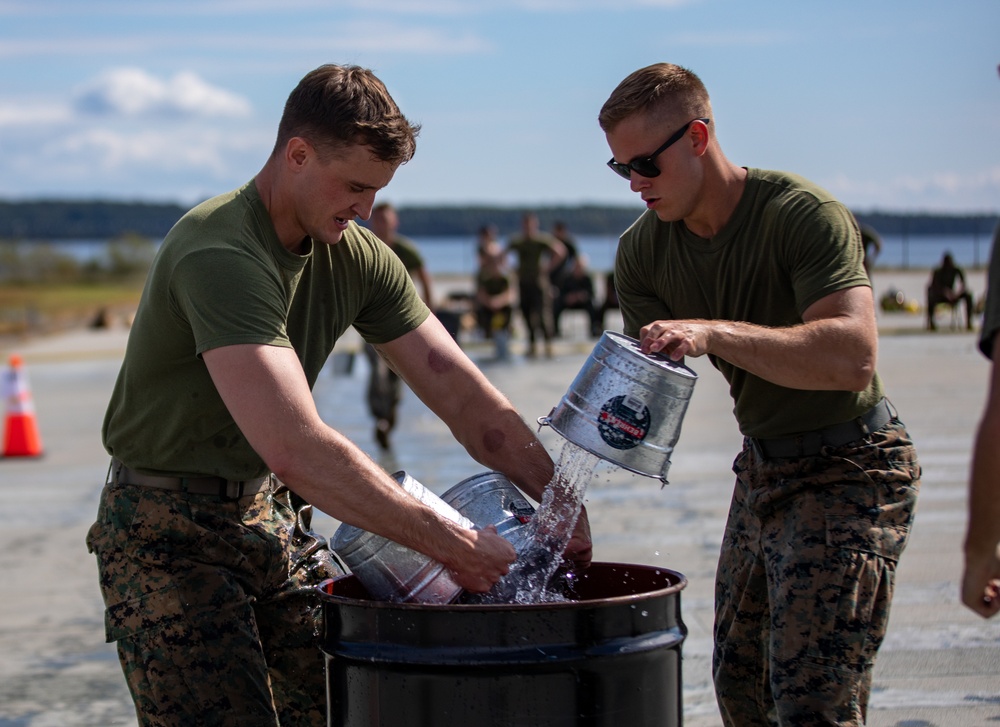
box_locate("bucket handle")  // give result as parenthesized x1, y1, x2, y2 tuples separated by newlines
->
(536, 412, 554, 432)
(659, 459, 672, 489)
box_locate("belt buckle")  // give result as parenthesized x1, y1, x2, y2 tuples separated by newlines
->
(221, 480, 244, 500)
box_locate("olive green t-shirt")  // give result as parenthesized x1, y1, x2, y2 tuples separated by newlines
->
(615, 168, 883, 438)
(508, 233, 560, 283)
(102, 180, 429, 479)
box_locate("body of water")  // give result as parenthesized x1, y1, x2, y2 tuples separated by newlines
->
(414, 232, 996, 275)
(14, 231, 997, 277)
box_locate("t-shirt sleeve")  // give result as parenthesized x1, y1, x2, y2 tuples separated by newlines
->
(782, 199, 870, 315)
(350, 235, 430, 344)
(170, 247, 292, 356)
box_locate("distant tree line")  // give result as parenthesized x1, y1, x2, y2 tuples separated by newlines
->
(0, 199, 996, 241)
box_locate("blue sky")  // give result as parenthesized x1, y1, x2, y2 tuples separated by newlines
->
(1, 0, 997, 213)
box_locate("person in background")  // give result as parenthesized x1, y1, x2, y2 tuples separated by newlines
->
(365, 201, 432, 449)
(600, 62, 919, 726)
(926, 251, 975, 330)
(506, 212, 566, 358)
(87, 63, 592, 727)
(600, 269, 621, 330)
(549, 219, 580, 292)
(474, 237, 515, 360)
(552, 254, 602, 339)
(858, 220, 882, 278)
(963, 222, 1000, 618)
(476, 223, 502, 266)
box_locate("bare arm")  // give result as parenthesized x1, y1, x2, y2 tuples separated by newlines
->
(378, 315, 593, 566)
(414, 265, 434, 309)
(546, 238, 568, 276)
(638, 285, 877, 392)
(962, 334, 1000, 617)
(202, 343, 515, 592)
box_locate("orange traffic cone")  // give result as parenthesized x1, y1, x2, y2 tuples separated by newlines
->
(2, 354, 44, 458)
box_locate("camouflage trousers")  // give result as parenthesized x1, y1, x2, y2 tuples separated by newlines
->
(86, 479, 346, 727)
(714, 420, 920, 727)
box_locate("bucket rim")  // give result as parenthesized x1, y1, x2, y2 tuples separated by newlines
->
(600, 331, 699, 379)
(537, 415, 672, 485)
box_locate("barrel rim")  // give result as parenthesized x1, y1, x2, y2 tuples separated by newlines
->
(317, 561, 688, 611)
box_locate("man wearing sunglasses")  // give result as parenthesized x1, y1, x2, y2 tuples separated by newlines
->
(599, 63, 920, 726)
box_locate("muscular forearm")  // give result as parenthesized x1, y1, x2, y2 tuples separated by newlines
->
(638, 286, 877, 392)
(226, 386, 458, 565)
(387, 319, 555, 497)
(702, 317, 876, 391)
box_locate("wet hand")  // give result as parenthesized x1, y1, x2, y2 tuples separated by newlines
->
(450, 524, 516, 593)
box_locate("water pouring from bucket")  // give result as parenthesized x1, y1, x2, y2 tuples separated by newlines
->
(466, 441, 600, 604)
(474, 331, 699, 604)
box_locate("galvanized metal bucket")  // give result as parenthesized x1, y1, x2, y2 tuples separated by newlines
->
(539, 331, 697, 485)
(440, 471, 535, 555)
(330, 471, 473, 604)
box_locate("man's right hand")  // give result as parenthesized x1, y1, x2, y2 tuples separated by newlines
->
(445, 524, 516, 593)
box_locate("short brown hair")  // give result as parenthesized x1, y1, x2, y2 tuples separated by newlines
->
(598, 63, 711, 133)
(274, 64, 420, 165)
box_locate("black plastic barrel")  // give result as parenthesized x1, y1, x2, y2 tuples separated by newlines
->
(318, 561, 687, 727)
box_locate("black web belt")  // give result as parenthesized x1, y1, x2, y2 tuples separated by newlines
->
(747, 398, 893, 460)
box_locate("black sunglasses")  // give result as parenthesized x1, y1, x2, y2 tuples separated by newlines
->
(607, 118, 710, 180)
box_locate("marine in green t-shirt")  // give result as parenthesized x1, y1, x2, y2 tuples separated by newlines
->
(362, 200, 434, 448)
(87, 63, 593, 727)
(600, 61, 919, 724)
(506, 212, 566, 357)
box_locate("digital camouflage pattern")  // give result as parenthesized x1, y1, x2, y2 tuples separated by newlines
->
(86, 480, 345, 727)
(713, 420, 919, 727)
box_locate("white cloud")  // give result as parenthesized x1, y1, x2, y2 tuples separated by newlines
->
(826, 167, 1000, 213)
(0, 101, 71, 127)
(72, 68, 252, 119)
(41, 126, 263, 175)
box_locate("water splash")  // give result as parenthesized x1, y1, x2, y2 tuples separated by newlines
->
(473, 441, 600, 604)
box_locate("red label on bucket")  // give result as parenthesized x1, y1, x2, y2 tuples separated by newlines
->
(597, 395, 650, 450)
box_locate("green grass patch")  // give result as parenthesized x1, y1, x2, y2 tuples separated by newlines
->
(0, 280, 144, 335)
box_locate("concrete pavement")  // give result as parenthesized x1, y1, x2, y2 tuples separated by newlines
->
(1, 267, 997, 726)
